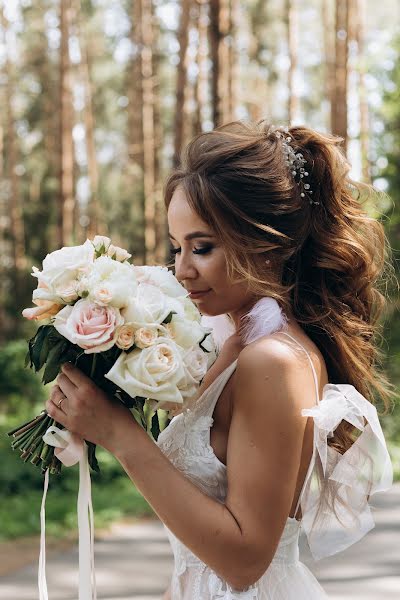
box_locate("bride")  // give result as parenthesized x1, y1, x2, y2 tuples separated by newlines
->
(48, 120, 394, 599)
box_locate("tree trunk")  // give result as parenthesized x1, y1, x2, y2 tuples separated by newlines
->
(332, 0, 349, 151)
(209, 0, 222, 127)
(0, 8, 25, 274)
(173, 0, 191, 168)
(286, 0, 299, 124)
(219, 0, 231, 123)
(194, 0, 209, 135)
(74, 0, 102, 238)
(141, 0, 156, 264)
(322, 0, 334, 131)
(152, 7, 168, 265)
(355, 0, 371, 182)
(228, 0, 239, 121)
(126, 0, 146, 264)
(59, 0, 75, 246)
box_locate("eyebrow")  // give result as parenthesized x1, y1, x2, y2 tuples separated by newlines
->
(168, 231, 215, 241)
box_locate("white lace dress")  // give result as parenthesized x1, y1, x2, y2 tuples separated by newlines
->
(156, 330, 393, 599)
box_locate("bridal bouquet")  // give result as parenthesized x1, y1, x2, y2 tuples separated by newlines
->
(8, 235, 216, 475)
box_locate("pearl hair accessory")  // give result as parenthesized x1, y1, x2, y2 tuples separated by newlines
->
(271, 125, 318, 205)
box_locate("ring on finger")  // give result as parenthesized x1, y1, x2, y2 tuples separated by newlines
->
(57, 395, 67, 409)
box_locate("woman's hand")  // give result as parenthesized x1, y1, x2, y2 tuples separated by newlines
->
(46, 362, 136, 452)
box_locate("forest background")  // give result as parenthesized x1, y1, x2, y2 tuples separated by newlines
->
(0, 0, 399, 542)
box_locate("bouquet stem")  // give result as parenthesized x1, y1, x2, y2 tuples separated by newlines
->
(8, 412, 62, 474)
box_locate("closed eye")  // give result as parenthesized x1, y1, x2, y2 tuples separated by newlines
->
(170, 246, 213, 255)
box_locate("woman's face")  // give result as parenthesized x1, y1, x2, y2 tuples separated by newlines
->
(167, 186, 255, 317)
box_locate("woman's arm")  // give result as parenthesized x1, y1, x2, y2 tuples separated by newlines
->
(50, 341, 309, 591)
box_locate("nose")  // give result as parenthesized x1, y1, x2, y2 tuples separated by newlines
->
(174, 251, 198, 285)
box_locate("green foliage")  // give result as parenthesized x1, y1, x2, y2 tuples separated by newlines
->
(0, 445, 154, 541)
(0, 339, 48, 418)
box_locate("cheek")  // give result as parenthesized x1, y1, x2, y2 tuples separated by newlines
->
(204, 254, 228, 287)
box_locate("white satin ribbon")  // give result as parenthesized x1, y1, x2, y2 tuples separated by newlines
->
(300, 384, 393, 560)
(39, 426, 97, 599)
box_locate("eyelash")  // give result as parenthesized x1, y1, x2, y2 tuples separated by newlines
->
(169, 246, 212, 256)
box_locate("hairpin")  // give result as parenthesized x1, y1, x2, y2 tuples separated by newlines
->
(271, 126, 318, 205)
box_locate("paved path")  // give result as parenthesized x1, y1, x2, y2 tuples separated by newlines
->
(1, 483, 399, 599)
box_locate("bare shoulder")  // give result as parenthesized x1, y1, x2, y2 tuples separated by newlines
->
(232, 331, 323, 414)
(237, 332, 307, 376)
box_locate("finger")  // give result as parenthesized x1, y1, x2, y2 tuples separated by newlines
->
(51, 387, 68, 413)
(46, 397, 68, 427)
(61, 362, 91, 387)
(50, 384, 62, 402)
(57, 373, 78, 397)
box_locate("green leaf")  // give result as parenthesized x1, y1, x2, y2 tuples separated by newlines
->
(144, 400, 156, 434)
(150, 411, 161, 441)
(199, 331, 212, 352)
(30, 325, 51, 372)
(87, 442, 100, 473)
(42, 340, 67, 384)
(24, 347, 31, 368)
(162, 310, 177, 325)
(131, 406, 146, 428)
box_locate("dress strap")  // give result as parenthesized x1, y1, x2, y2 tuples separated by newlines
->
(276, 331, 320, 406)
(275, 331, 320, 520)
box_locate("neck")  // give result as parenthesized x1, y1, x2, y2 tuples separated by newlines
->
(227, 296, 261, 332)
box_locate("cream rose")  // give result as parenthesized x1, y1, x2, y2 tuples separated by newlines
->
(53, 298, 124, 353)
(134, 326, 159, 349)
(115, 324, 136, 350)
(105, 337, 186, 404)
(107, 244, 132, 262)
(22, 298, 63, 321)
(92, 235, 111, 254)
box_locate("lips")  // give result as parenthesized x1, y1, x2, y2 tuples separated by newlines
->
(188, 289, 211, 298)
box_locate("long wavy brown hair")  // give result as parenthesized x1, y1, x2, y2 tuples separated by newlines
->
(163, 119, 396, 456)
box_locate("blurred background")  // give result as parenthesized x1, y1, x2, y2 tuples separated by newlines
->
(0, 0, 399, 561)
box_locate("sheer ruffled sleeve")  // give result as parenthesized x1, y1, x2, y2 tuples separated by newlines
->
(299, 383, 393, 561)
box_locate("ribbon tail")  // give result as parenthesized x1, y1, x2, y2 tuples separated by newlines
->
(38, 469, 49, 600)
(78, 443, 97, 600)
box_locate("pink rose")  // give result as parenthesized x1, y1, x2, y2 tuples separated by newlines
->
(53, 298, 124, 353)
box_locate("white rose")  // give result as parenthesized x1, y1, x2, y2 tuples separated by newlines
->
(134, 265, 188, 298)
(183, 346, 209, 382)
(105, 337, 186, 404)
(31, 239, 94, 304)
(165, 313, 206, 349)
(197, 329, 217, 369)
(171, 346, 209, 403)
(122, 282, 184, 327)
(181, 295, 202, 323)
(134, 326, 159, 349)
(54, 282, 79, 303)
(86, 256, 137, 308)
(115, 324, 136, 350)
(107, 244, 132, 262)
